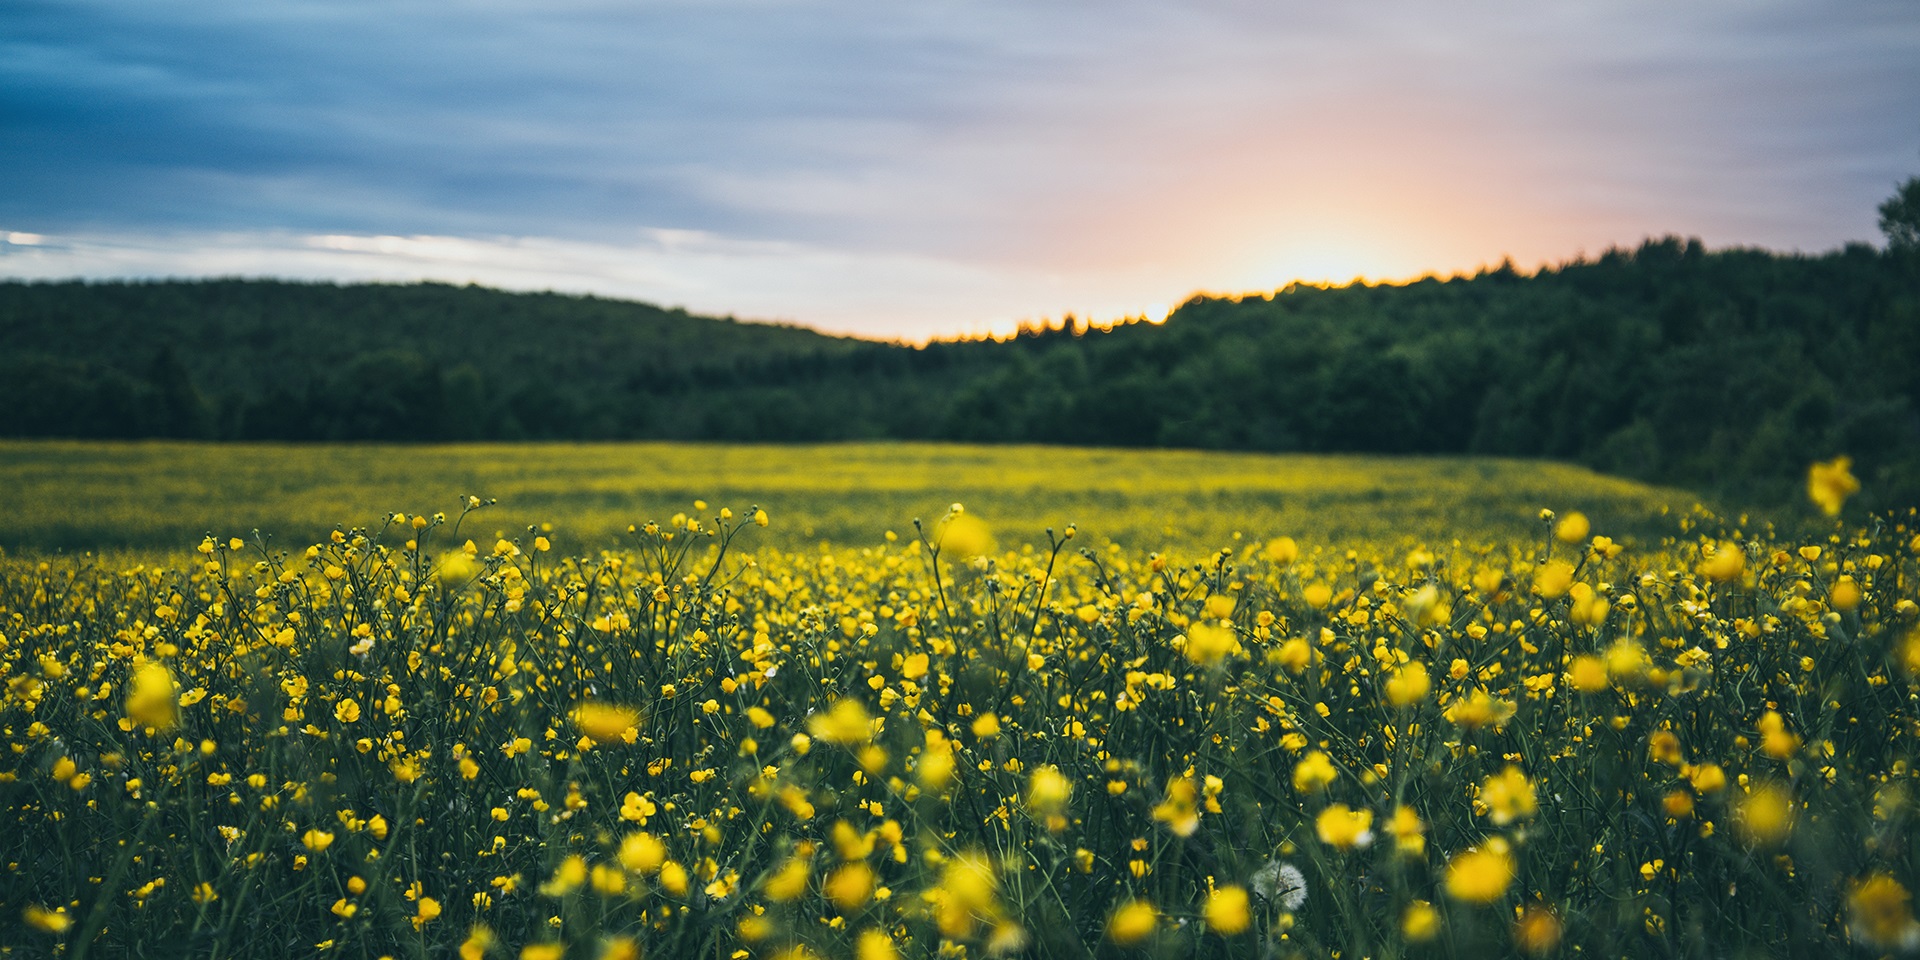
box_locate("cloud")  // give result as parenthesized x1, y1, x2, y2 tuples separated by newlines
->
(0, 226, 1190, 341)
(1, 0, 1916, 335)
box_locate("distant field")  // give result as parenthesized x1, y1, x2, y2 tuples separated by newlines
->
(0, 440, 1706, 555)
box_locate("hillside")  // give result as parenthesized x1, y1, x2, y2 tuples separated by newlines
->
(0, 279, 864, 440)
(4, 237, 1919, 506)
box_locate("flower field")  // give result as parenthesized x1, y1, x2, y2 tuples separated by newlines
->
(2, 445, 1917, 958)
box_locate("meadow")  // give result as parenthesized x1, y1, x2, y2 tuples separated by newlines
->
(0, 441, 1701, 556)
(2, 441, 1914, 959)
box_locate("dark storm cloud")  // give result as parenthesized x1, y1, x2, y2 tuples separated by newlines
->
(0, 0, 1053, 242)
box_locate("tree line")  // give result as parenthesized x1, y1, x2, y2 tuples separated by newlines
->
(5, 183, 1920, 508)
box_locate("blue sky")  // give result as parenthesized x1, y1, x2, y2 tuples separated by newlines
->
(2, 0, 1916, 338)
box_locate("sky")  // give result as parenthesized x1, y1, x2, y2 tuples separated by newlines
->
(1, 0, 1916, 340)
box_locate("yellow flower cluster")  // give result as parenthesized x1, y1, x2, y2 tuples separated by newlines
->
(3, 492, 1919, 958)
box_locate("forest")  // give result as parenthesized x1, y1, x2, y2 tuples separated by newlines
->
(4, 232, 1919, 507)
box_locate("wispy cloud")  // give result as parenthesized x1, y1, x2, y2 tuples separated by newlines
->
(0, 226, 1189, 341)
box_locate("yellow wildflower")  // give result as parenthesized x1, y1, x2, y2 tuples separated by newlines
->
(1699, 541, 1746, 583)
(856, 929, 898, 960)
(1479, 766, 1538, 825)
(1106, 899, 1157, 945)
(1444, 839, 1515, 903)
(573, 702, 640, 741)
(1315, 804, 1374, 850)
(1808, 456, 1860, 516)
(1848, 873, 1920, 950)
(1385, 660, 1431, 707)
(1204, 884, 1251, 934)
(1402, 900, 1441, 941)
(23, 904, 72, 934)
(1513, 906, 1563, 956)
(809, 698, 875, 745)
(126, 660, 179, 730)
(1292, 751, 1338, 794)
(1737, 782, 1795, 845)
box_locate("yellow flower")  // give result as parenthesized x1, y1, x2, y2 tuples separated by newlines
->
(618, 832, 666, 874)
(1831, 576, 1863, 611)
(1271, 637, 1312, 674)
(1554, 512, 1590, 544)
(1387, 805, 1426, 857)
(856, 929, 898, 960)
(1315, 804, 1374, 850)
(1443, 687, 1516, 731)
(1533, 559, 1575, 599)
(1808, 456, 1860, 516)
(1026, 765, 1073, 815)
(1513, 906, 1563, 956)
(125, 660, 179, 730)
(1402, 900, 1441, 941)
(521, 944, 565, 960)
(900, 652, 930, 679)
(1385, 660, 1431, 707)
(1663, 790, 1696, 819)
(1444, 839, 1515, 904)
(1264, 536, 1299, 564)
(778, 784, 816, 819)
(918, 732, 956, 791)
(927, 851, 998, 938)
(1204, 884, 1251, 934)
(334, 699, 360, 724)
(1848, 873, 1920, 950)
(1646, 729, 1684, 766)
(1758, 710, 1802, 760)
(763, 855, 811, 901)
(935, 511, 994, 558)
(1479, 766, 1538, 825)
(1151, 777, 1201, 837)
(809, 698, 875, 745)
(573, 702, 640, 741)
(1737, 782, 1795, 845)
(1698, 540, 1746, 583)
(459, 925, 495, 960)
(1292, 751, 1337, 794)
(23, 904, 72, 934)
(590, 863, 627, 896)
(824, 862, 874, 910)
(540, 855, 587, 896)
(436, 553, 478, 586)
(1568, 581, 1610, 626)
(1184, 621, 1239, 667)
(302, 829, 335, 853)
(970, 711, 1001, 740)
(1106, 899, 1157, 945)
(658, 860, 690, 897)
(1567, 655, 1609, 693)
(987, 922, 1029, 955)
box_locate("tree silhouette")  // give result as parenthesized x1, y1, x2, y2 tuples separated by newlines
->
(1881, 176, 1920, 252)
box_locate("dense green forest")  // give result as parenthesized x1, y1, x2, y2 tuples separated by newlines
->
(5, 224, 1920, 507)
